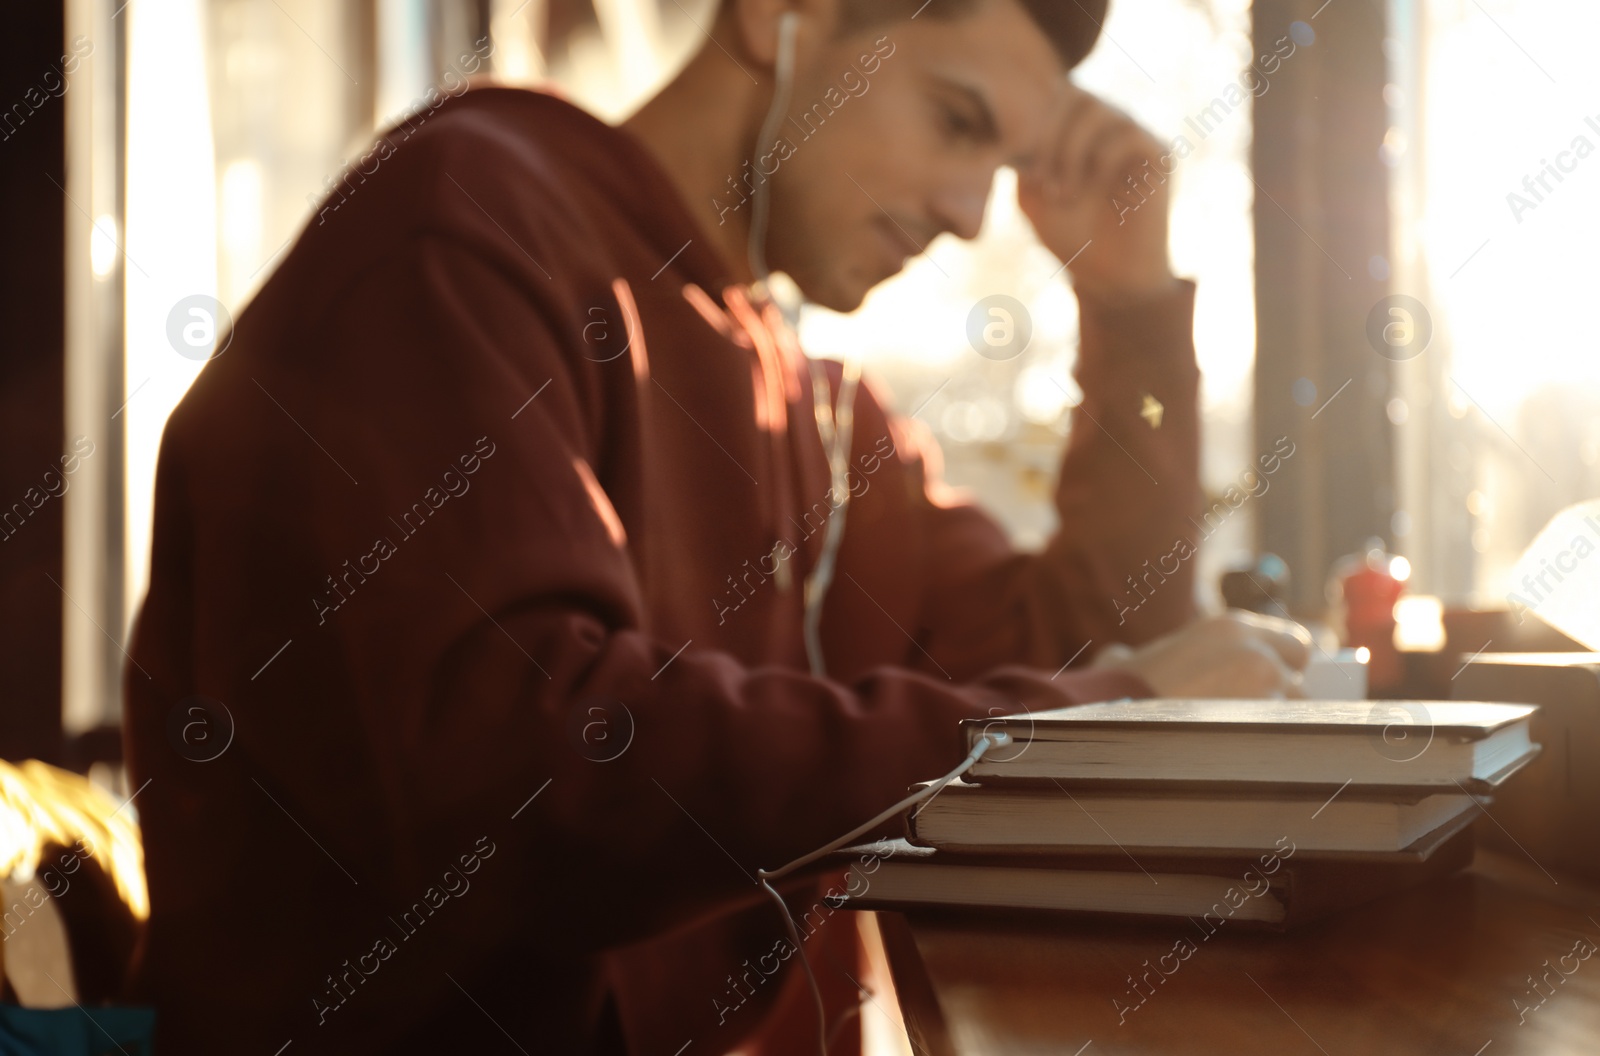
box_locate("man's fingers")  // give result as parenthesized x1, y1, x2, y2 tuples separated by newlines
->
(1235, 636, 1296, 697)
(1097, 612, 1317, 699)
(1086, 125, 1162, 199)
(1232, 612, 1314, 672)
(1034, 82, 1108, 196)
(1270, 625, 1314, 672)
(1057, 102, 1119, 195)
(1061, 102, 1147, 200)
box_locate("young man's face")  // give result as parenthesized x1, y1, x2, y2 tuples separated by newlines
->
(761, 0, 1067, 312)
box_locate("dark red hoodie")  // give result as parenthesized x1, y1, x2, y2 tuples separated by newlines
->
(122, 87, 1201, 1055)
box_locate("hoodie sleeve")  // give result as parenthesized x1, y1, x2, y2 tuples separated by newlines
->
(890, 281, 1205, 683)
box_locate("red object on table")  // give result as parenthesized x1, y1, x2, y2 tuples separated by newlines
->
(1330, 543, 1407, 692)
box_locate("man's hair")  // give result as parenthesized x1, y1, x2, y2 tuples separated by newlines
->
(837, 0, 1107, 68)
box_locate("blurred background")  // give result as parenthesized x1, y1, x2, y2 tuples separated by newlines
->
(2, 0, 1595, 772)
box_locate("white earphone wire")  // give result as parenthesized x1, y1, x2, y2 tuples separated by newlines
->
(744, 11, 861, 680)
(741, 15, 893, 1055)
(755, 732, 1012, 1056)
(747, 11, 800, 301)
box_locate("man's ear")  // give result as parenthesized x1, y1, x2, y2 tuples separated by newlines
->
(724, 0, 842, 67)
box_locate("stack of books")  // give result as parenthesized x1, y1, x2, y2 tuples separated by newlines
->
(839, 699, 1540, 929)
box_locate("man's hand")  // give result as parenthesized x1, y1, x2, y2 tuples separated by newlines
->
(1018, 82, 1177, 302)
(1091, 611, 1314, 699)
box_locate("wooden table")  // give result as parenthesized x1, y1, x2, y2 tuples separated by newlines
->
(864, 847, 1600, 1055)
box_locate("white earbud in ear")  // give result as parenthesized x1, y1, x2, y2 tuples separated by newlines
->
(773, 12, 800, 101)
(777, 10, 801, 52)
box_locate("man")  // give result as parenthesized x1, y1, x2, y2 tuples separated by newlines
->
(124, 0, 1310, 1052)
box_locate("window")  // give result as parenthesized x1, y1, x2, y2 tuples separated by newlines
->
(1392, 0, 1600, 606)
